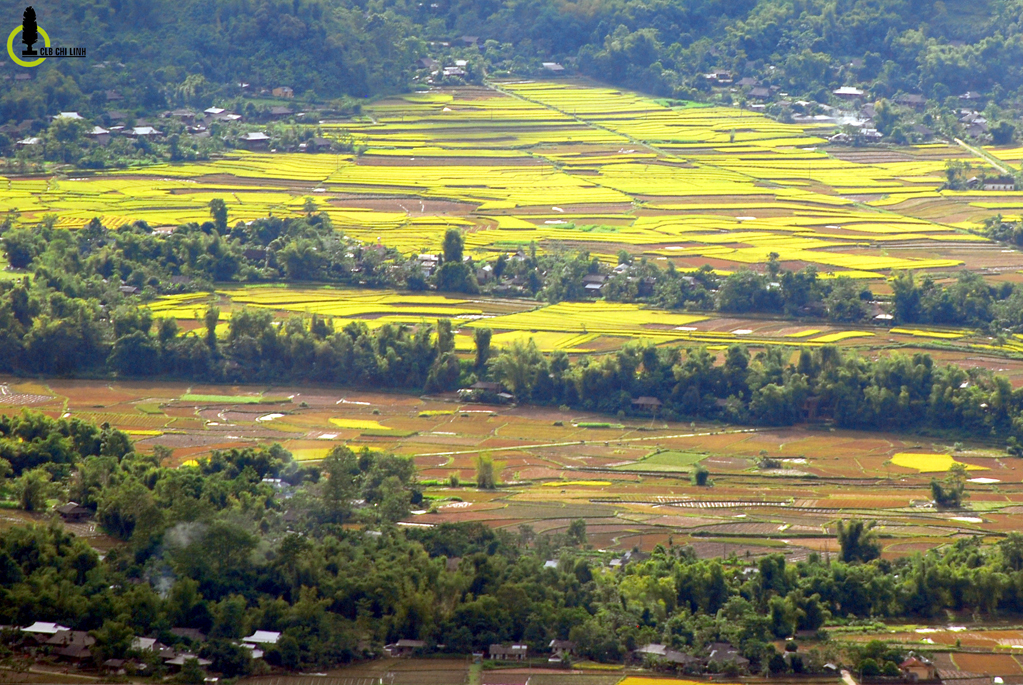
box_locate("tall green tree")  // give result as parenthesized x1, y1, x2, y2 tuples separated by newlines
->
(837, 519, 881, 563)
(209, 199, 228, 233)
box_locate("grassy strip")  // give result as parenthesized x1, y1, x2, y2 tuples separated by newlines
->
(360, 429, 418, 437)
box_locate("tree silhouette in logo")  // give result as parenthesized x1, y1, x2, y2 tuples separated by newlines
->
(21, 6, 38, 56)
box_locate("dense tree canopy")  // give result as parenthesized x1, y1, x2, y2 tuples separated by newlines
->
(3, 410, 1023, 675)
(11, 0, 1023, 118)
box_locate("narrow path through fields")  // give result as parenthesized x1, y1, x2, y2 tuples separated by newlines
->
(954, 137, 1016, 176)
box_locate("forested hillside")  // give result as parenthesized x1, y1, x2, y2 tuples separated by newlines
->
(5, 0, 1023, 117)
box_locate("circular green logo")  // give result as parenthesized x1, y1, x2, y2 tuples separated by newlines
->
(7, 24, 49, 67)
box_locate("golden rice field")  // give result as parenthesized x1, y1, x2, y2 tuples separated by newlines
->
(3, 80, 1012, 279)
(148, 286, 1023, 362)
(890, 452, 988, 473)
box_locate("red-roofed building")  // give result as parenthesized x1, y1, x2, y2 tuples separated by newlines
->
(901, 656, 938, 682)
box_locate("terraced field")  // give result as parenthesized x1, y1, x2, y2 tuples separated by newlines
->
(4, 80, 1019, 280)
(7, 376, 1023, 566)
(146, 287, 1023, 374)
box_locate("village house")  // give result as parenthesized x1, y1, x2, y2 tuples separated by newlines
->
(239, 131, 271, 150)
(165, 108, 197, 121)
(21, 622, 70, 642)
(704, 71, 733, 84)
(164, 653, 212, 669)
(385, 639, 426, 657)
(542, 62, 565, 73)
(549, 639, 575, 659)
(87, 126, 111, 146)
(901, 656, 938, 682)
(489, 643, 528, 660)
(46, 630, 95, 661)
(633, 643, 668, 660)
(272, 86, 294, 98)
(833, 86, 865, 99)
(896, 93, 926, 109)
(55, 501, 92, 522)
(417, 253, 440, 276)
(582, 273, 607, 294)
(983, 176, 1016, 191)
(631, 396, 663, 412)
(665, 649, 700, 667)
(707, 642, 749, 670)
(129, 126, 163, 138)
(242, 630, 280, 645)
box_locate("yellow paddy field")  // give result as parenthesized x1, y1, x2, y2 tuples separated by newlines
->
(3, 80, 1007, 280)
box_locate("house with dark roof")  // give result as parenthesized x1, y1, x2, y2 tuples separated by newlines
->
(165, 109, 197, 120)
(707, 642, 749, 669)
(46, 631, 95, 661)
(582, 273, 607, 293)
(665, 649, 700, 666)
(896, 93, 926, 108)
(549, 639, 574, 658)
(385, 639, 426, 656)
(632, 396, 663, 410)
(55, 502, 92, 522)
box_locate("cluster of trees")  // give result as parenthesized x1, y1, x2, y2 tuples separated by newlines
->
(0, 213, 889, 322)
(6, 216, 1023, 446)
(482, 339, 1023, 446)
(0, 210, 400, 294)
(6, 410, 1023, 673)
(889, 269, 1023, 330)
